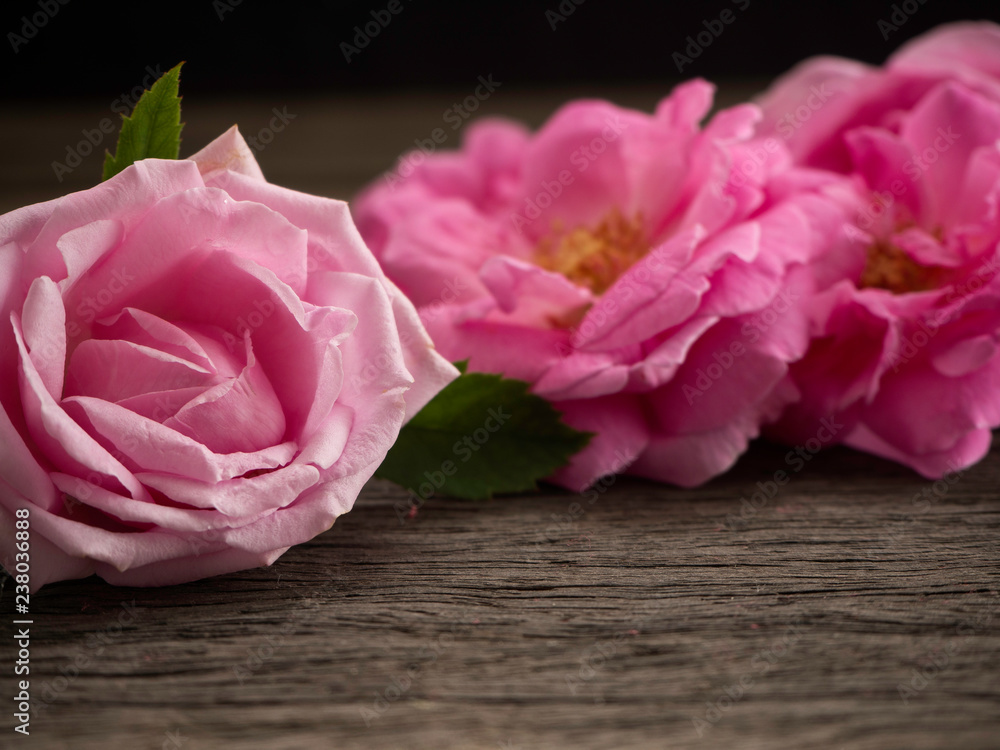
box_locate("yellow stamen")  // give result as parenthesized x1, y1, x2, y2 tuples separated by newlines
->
(534, 209, 649, 294)
(859, 240, 941, 294)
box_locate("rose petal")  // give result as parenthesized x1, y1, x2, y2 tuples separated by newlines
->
(64, 338, 216, 402)
(546, 394, 651, 491)
(136, 463, 321, 516)
(12, 314, 151, 504)
(63, 396, 297, 484)
(21, 276, 67, 400)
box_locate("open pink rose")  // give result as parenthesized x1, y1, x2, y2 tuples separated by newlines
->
(756, 21, 1000, 172)
(765, 70, 1000, 477)
(354, 80, 861, 490)
(0, 127, 457, 590)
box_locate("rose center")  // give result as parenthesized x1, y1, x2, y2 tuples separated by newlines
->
(858, 240, 941, 294)
(533, 209, 649, 294)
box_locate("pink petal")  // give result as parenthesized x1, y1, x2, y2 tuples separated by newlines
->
(23, 160, 205, 288)
(479, 255, 594, 324)
(136, 462, 321, 516)
(899, 83, 1000, 227)
(63, 396, 297, 484)
(215, 171, 460, 420)
(115, 387, 207, 422)
(0, 409, 59, 510)
(572, 227, 706, 351)
(545, 394, 651, 491)
(633, 376, 797, 487)
(64, 339, 215, 402)
(932, 334, 998, 377)
(533, 350, 630, 401)
(163, 337, 287, 454)
(12, 315, 151, 504)
(20, 276, 67, 400)
(188, 125, 266, 183)
(756, 55, 877, 170)
(625, 316, 719, 392)
(846, 421, 991, 479)
(889, 21, 1000, 86)
(650, 320, 790, 434)
(49, 473, 268, 533)
(378, 199, 504, 307)
(95, 308, 214, 370)
(423, 312, 567, 385)
(845, 126, 925, 223)
(93, 544, 290, 588)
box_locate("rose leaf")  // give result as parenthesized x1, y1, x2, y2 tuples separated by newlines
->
(103, 62, 184, 181)
(376, 370, 592, 500)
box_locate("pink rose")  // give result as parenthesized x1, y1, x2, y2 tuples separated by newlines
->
(0, 128, 457, 590)
(354, 80, 859, 490)
(765, 68, 1000, 476)
(757, 21, 1000, 172)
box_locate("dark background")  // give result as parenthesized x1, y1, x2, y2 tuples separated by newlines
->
(3, 0, 1000, 102)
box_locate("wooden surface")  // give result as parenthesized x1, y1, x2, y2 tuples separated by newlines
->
(2, 88, 999, 749)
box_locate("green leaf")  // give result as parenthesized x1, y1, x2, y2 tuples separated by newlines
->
(376, 371, 592, 500)
(102, 63, 184, 181)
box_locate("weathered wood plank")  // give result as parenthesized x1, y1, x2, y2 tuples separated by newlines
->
(6, 440, 999, 749)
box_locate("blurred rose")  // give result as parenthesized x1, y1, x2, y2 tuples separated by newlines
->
(766, 72, 1000, 477)
(756, 21, 1000, 172)
(354, 80, 861, 490)
(0, 127, 457, 590)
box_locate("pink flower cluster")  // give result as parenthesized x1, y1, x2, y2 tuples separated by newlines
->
(355, 21, 1000, 488)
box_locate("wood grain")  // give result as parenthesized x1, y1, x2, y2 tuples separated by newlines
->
(5, 439, 998, 750)
(1, 89, 998, 749)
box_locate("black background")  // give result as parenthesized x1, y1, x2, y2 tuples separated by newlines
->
(2, 0, 1000, 103)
